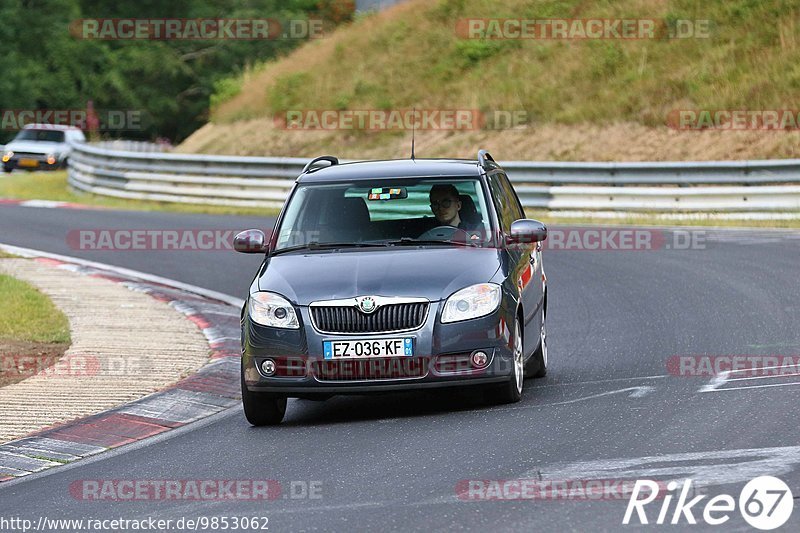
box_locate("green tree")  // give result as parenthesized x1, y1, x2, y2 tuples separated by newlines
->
(0, 0, 349, 142)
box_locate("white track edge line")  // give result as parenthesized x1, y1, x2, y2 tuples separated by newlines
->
(0, 242, 245, 308)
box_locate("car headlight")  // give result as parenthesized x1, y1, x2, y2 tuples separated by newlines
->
(46, 153, 57, 165)
(441, 283, 502, 323)
(248, 292, 299, 329)
(1, 151, 12, 162)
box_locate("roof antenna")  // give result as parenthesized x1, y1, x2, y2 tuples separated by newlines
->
(410, 107, 416, 160)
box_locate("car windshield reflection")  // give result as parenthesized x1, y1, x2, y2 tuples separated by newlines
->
(274, 178, 494, 252)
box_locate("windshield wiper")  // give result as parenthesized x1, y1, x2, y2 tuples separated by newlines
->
(271, 241, 387, 255)
(385, 237, 472, 247)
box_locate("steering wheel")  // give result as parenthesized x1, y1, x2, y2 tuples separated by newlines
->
(418, 225, 469, 242)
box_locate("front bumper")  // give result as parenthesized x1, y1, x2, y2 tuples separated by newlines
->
(3, 155, 63, 171)
(242, 301, 516, 397)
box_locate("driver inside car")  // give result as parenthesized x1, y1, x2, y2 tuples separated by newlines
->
(429, 184, 463, 227)
(427, 184, 479, 231)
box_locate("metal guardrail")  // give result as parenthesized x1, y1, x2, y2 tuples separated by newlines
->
(67, 141, 800, 212)
(92, 140, 172, 153)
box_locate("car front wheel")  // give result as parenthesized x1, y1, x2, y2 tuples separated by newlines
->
(241, 365, 287, 426)
(487, 319, 524, 404)
(525, 307, 547, 378)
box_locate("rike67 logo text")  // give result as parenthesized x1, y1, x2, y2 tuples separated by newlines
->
(624, 477, 793, 530)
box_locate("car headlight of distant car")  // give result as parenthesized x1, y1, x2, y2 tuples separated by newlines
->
(46, 153, 57, 165)
(441, 283, 502, 323)
(248, 292, 299, 329)
(1, 151, 12, 162)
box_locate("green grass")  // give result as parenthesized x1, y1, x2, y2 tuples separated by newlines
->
(25, 455, 69, 464)
(180, 0, 800, 163)
(0, 274, 70, 344)
(0, 171, 278, 217)
(213, 0, 800, 128)
(0, 251, 19, 258)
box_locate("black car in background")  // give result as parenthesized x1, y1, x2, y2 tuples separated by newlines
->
(234, 150, 548, 425)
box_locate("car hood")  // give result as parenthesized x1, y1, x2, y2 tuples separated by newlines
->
(5, 141, 68, 154)
(258, 247, 502, 304)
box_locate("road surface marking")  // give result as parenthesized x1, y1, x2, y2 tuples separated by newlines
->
(699, 365, 800, 393)
(537, 375, 666, 389)
(525, 445, 800, 489)
(499, 386, 656, 411)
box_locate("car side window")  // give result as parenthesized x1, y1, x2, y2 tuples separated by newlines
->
(498, 172, 525, 221)
(488, 172, 516, 232)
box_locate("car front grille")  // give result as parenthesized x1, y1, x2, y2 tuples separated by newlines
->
(313, 357, 429, 381)
(310, 302, 428, 333)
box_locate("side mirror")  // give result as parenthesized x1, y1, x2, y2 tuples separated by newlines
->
(507, 219, 547, 245)
(233, 229, 268, 253)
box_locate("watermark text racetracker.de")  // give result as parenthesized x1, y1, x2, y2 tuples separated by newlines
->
(1, 109, 143, 131)
(274, 109, 530, 131)
(668, 109, 800, 130)
(67, 229, 241, 252)
(667, 355, 800, 377)
(69, 479, 322, 501)
(0, 354, 141, 379)
(66, 228, 707, 252)
(456, 18, 713, 40)
(456, 478, 664, 500)
(0, 515, 270, 532)
(69, 18, 325, 40)
(541, 228, 706, 251)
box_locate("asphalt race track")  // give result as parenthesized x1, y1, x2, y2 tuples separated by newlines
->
(1, 204, 800, 531)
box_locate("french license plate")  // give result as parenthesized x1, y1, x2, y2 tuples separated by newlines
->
(323, 338, 413, 359)
(18, 158, 38, 168)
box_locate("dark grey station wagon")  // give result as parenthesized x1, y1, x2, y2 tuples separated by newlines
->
(235, 150, 548, 425)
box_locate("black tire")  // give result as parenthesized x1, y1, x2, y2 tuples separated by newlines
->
(524, 307, 547, 378)
(3, 167, 12, 173)
(487, 319, 523, 404)
(241, 365, 286, 426)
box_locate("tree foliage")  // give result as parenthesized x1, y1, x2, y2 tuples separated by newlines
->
(0, 0, 339, 142)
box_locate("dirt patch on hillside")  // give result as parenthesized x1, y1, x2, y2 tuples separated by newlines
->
(177, 120, 800, 161)
(0, 340, 69, 388)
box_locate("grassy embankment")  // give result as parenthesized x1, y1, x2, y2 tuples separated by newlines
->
(0, 171, 276, 216)
(180, 0, 800, 162)
(0, 268, 71, 387)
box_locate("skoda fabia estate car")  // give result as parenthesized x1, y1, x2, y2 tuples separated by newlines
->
(235, 150, 548, 425)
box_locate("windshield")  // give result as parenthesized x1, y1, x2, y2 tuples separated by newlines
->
(275, 177, 493, 250)
(14, 129, 65, 142)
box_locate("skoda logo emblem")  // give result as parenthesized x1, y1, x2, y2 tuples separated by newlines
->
(358, 297, 377, 314)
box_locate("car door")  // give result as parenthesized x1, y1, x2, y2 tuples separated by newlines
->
(489, 171, 543, 357)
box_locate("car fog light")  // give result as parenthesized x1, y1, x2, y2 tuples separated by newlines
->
(471, 351, 488, 368)
(261, 359, 277, 376)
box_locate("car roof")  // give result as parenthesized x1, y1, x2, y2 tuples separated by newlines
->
(21, 124, 82, 131)
(297, 159, 484, 183)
